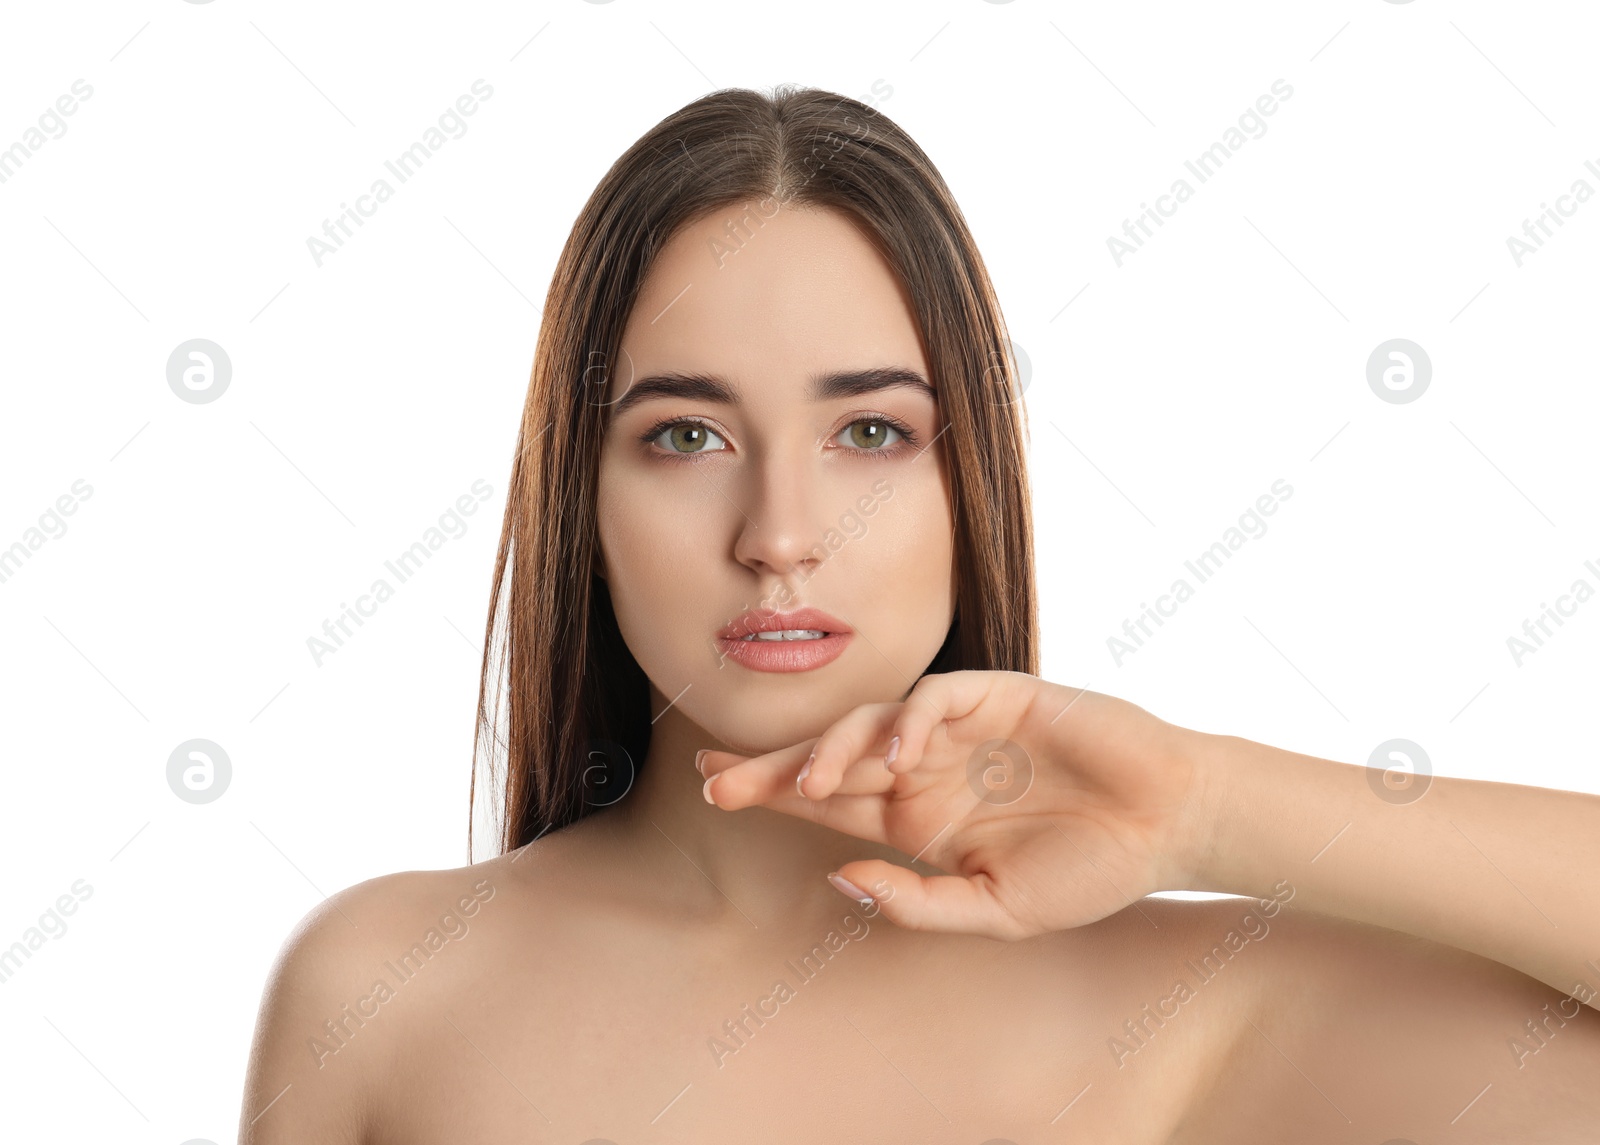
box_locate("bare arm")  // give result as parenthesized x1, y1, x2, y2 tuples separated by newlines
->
(706, 670, 1599, 1015)
(1187, 731, 1600, 1014)
(1172, 898, 1600, 1143)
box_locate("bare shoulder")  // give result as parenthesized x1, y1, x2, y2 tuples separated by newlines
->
(1167, 895, 1600, 1142)
(237, 847, 560, 1144)
(1063, 893, 1289, 1111)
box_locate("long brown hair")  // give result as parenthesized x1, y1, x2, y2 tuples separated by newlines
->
(469, 84, 1038, 860)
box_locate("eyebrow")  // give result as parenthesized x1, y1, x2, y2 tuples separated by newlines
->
(608, 365, 935, 421)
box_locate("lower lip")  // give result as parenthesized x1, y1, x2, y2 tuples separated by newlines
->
(716, 632, 853, 672)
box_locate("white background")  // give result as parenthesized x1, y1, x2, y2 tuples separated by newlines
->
(1, 0, 1596, 1138)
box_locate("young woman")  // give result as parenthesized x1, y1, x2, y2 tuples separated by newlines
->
(239, 86, 1600, 1143)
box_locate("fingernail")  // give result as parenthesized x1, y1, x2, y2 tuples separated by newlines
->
(796, 751, 814, 796)
(703, 774, 717, 804)
(827, 871, 875, 904)
(885, 736, 900, 766)
(695, 749, 707, 775)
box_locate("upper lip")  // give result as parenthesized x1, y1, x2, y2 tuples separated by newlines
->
(718, 606, 852, 641)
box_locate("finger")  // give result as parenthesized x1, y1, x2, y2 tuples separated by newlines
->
(806, 702, 904, 799)
(699, 742, 813, 807)
(886, 670, 1001, 775)
(701, 699, 902, 805)
(825, 859, 1032, 941)
(707, 749, 895, 811)
(712, 785, 893, 846)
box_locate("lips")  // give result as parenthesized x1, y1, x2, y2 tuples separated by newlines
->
(714, 606, 854, 673)
(717, 606, 852, 641)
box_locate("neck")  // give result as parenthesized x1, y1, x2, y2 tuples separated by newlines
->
(604, 684, 906, 929)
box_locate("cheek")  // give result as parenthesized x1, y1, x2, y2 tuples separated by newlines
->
(819, 470, 956, 635)
(595, 463, 719, 658)
(844, 469, 952, 574)
(600, 456, 730, 561)
(864, 479, 947, 598)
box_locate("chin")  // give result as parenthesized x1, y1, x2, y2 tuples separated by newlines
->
(677, 661, 907, 753)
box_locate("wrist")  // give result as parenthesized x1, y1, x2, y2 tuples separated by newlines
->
(1170, 729, 1281, 896)
(1165, 726, 1233, 894)
(1180, 733, 1351, 898)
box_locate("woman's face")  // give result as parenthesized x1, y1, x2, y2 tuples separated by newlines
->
(596, 203, 957, 756)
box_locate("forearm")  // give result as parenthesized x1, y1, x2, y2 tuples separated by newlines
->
(1187, 731, 1600, 1011)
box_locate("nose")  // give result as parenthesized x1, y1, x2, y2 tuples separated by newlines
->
(730, 447, 829, 581)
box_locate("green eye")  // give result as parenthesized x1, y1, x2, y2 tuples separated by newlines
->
(839, 419, 903, 450)
(651, 422, 728, 454)
(639, 414, 920, 462)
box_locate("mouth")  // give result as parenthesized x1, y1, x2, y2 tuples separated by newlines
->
(717, 606, 853, 642)
(715, 607, 854, 673)
(735, 629, 832, 642)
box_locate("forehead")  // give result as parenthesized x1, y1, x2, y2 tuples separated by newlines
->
(615, 204, 929, 401)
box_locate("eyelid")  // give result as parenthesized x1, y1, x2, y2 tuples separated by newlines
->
(839, 410, 915, 438)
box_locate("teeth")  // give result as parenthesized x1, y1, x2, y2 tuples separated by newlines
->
(742, 629, 828, 642)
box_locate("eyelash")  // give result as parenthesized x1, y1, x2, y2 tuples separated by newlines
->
(637, 414, 922, 463)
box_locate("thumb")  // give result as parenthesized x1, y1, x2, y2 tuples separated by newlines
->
(826, 860, 1025, 940)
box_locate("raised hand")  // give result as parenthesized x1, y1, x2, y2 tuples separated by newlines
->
(698, 670, 1214, 940)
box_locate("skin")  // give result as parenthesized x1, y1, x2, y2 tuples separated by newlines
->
(239, 205, 1600, 1144)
